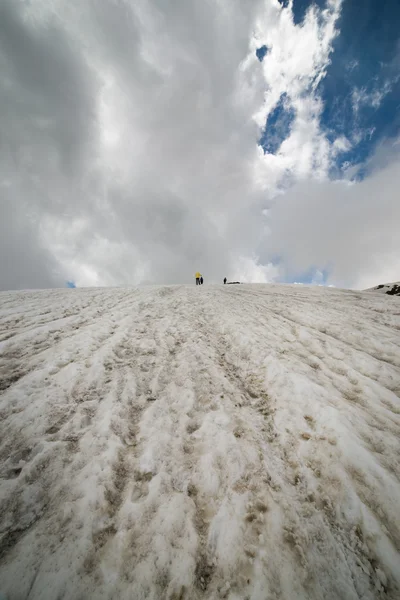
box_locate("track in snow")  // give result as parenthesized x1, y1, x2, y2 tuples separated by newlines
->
(0, 284, 399, 600)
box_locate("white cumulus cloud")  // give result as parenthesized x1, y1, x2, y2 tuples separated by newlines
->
(0, 0, 396, 290)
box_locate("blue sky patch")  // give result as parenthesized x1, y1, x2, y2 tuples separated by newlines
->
(256, 45, 268, 62)
(318, 0, 400, 171)
(264, 0, 400, 176)
(259, 93, 295, 154)
(291, 0, 326, 26)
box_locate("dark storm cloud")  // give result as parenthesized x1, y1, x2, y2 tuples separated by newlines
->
(0, 190, 63, 290)
(0, 0, 268, 289)
(0, 0, 96, 176)
(0, 0, 98, 289)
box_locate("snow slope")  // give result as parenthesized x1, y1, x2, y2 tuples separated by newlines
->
(0, 284, 399, 600)
(366, 282, 400, 296)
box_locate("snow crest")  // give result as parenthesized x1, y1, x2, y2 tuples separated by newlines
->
(0, 285, 399, 599)
(366, 282, 400, 296)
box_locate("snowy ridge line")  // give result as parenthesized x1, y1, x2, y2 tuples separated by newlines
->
(365, 282, 400, 297)
(0, 284, 399, 600)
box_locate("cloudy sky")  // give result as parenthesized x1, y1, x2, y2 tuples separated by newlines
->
(1, 0, 399, 291)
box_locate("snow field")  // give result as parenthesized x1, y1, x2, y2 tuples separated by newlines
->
(0, 284, 399, 599)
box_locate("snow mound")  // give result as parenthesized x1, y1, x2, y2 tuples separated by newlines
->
(0, 284, 399, 600)
(366, 282, 400, 296)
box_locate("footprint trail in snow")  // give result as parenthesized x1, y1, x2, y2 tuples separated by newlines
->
(0, 284, 399, 599)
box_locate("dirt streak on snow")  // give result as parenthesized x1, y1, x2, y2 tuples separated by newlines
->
(0, 284, 399, 600)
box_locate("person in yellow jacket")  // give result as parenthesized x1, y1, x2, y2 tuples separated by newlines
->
(195, 272, 201, 285)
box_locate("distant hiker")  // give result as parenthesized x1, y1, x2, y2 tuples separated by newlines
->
(195, 272, 201, 285)
(224, 277, 227, 284)
(200, 276, 204, 285)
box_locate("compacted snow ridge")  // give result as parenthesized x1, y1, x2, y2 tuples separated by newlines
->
(0, 284, 399, 600)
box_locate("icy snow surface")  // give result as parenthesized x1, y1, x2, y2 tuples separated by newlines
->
(0, 284, 400, 600)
